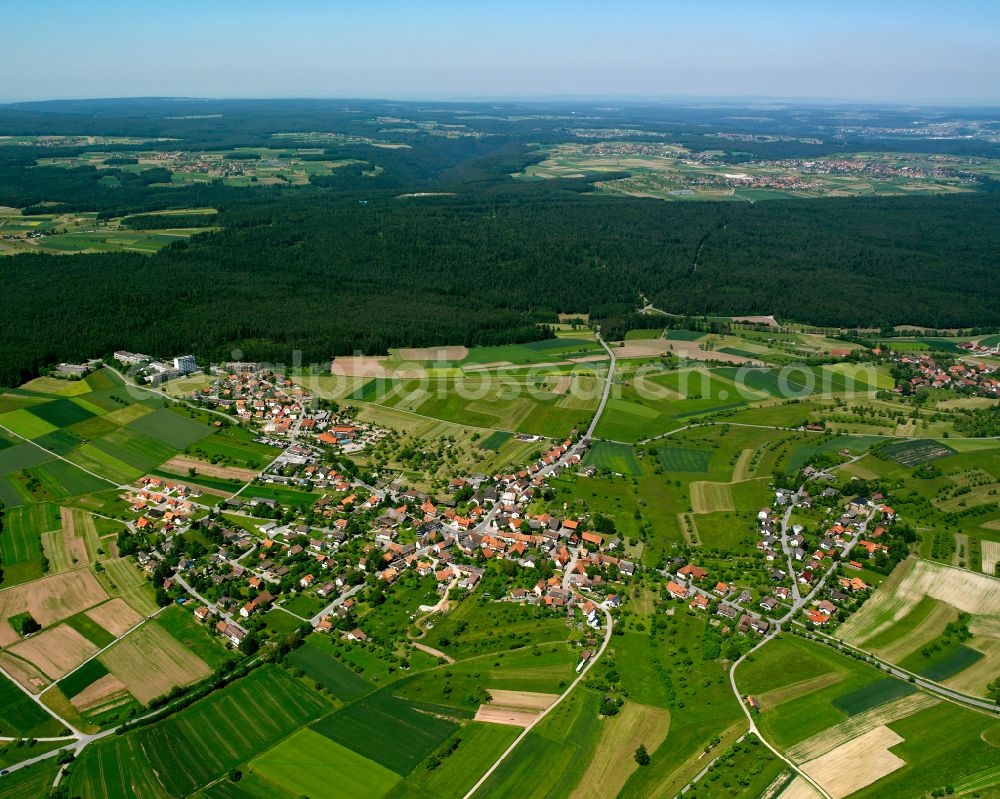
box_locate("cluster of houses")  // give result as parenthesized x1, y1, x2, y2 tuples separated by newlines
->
(957, 340, 1000, 357)
(129, 477, 201, 538)
(187, 367, 311, 434)
(510, 581, 619, 629)
(138, 406, 628, 651)
(186, 365, 392, 454)
(891, 352, 998, 397)
(657, 558, 773, 636)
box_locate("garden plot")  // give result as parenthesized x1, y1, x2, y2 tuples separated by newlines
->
(882, 439, 956, 467)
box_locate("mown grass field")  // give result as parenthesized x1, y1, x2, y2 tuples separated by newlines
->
(354, 371, 601, 438)
(569, 699, 672, 799)
(94, 557, 158, 615)
(480, 430, 513, 450)
(311, 685, 458, 776)
(0, 408, 58, 439)
(594, 374, 736, 443)
(616, 615, 745, 799)
(68, 666, 330, 799)
(155, 605, 232, 670)
(126, 407, 215, 449)
(396, 644, 578, 713)
(251, 727, 401, 799)
(655, 446, 712, 472)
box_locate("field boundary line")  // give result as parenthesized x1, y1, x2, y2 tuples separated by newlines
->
(0, 422, 118, 488)
(39, 605, 169, 698)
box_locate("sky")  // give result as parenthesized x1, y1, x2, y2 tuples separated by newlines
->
(3, 0, 999, 104)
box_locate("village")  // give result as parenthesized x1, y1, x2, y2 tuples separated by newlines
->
(889, 349, 999, 397)
(110, 366, 909, 682)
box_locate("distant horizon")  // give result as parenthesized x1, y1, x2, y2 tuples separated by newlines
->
(3, 0, 997, 105)
(4, 94, 1000, 109)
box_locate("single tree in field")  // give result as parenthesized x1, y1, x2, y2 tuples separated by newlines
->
(634, 744, 650, 766)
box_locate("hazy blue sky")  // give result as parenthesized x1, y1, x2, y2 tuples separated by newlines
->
(4, 0, 998, 103)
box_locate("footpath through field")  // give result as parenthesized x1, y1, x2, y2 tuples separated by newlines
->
(462, 602, 614, 798)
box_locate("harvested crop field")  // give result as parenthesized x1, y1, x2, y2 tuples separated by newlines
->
(800, 726, 906, 799)
(860, 597, 958, 664)
(569, 701, 670, 799)
(614, 340, 672, 359)
(475, 705, 539, 727)
(161, 455, 258, 482)
(981, 540, 1000, 576)
(7, 623, 99, 679)
(85, 598, 144, 637)
(787, 692, 937, 763)
(664, 342, 756, 363)
(99, 622, 211, 704)
(970, 616, 1000, 638)
(96, 557, 158, 615)
(778, 776, 824, 799)
(475, 688, 559, 726)
(487, 689, 559, 710)
(0, 651, 51, 692)
(329, 356, 391, 377)
(839, 559, 1000, 645)
(0, 568, 108, 646)
(70, 672, 130, 712)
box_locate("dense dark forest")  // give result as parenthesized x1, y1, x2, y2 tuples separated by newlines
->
(1, 98, 998, 385)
